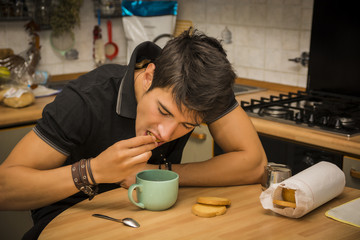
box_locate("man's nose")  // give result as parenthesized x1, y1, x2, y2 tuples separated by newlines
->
(158, 119, 178, 142)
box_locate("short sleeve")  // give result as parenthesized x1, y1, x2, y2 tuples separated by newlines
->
(206, 97, 239, 124)
(34, 83, 93, 156)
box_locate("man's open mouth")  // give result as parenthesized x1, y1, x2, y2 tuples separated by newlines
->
(147, 131, 161, 142)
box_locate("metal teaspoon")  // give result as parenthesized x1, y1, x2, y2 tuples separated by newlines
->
(92, 214, 140, 228)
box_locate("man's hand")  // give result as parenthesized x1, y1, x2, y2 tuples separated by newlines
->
(91, 135, 158, 184)
(119, 163, 157, 189)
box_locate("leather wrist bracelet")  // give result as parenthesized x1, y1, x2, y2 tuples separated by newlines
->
(71, 159, 98, 200)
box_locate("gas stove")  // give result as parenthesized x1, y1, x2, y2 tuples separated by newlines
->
(241, 91, 360, 138)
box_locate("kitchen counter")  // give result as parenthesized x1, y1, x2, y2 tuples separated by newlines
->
(38, 185, 360, 240)
(0, 95, 55, 128)
(0, 73, 83, 128)
(1, 77, 359, 157)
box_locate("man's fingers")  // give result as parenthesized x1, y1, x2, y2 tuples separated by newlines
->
(114, 136, 158, 158)
(121, 135, 157, 148)
(129, 151, 153, 165)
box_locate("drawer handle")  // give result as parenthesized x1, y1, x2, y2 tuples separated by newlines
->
(190, 132, 206, 140)
(350, 168, 360, 179)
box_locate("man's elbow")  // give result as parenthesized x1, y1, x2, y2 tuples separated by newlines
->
(248, 150, 268, 184)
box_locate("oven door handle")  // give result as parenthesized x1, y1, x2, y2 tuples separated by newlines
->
(350, 168, 360, 179)
(190, 132, 207, 141)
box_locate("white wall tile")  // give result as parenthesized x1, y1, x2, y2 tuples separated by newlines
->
(266, 5, 283, 28)
(234, 26, 248, 46)
(248, 27, 265, 48)
(1, 0, 313, 87)
(248, 4, 267, 27)
(282, 30, 300, 51)
(282, 5, 301, 29)
(248, 47, 265, 68)
(248, 68, 264, 81)
(265, 29, 282, 50)
(265, 49, 282, 71)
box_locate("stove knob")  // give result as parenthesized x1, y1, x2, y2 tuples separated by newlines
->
(308, 113, 315, 126)
(286, 110, 294, 120)
(335, 118, 342, 129)
(321, 116, 328, 126)
(295, 111, 302, 123)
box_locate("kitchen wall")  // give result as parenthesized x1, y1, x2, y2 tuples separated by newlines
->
(0, 0, 313, 87)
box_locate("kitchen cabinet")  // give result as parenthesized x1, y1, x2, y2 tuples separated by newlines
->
(343, 156, 360, 189)
(0, 124, 34, 240)
(0, 124, 34, 163)
(181, 124, 213, 163)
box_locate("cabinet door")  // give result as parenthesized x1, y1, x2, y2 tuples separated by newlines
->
(343, 156, 360, 190)
(0, 125, 34, 163)
(181, 124, 213, 163)
(0, 125, 34, 239)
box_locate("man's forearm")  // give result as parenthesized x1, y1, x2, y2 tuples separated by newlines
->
(0, 165, 77, 211)
(173, 150, 267, 187)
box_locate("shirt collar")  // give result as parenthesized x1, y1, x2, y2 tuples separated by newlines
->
(116, 41, 162, 119)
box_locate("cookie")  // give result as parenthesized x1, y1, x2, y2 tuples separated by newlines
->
(192, 203, 227, 218)
(196, 196, 231, 206)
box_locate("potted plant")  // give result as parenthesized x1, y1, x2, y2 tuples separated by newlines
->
(49, 0, 83, 58)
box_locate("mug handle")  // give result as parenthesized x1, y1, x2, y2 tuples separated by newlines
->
(128, 184, 145, 209)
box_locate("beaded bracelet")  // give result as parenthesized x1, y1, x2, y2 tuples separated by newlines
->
(158, 153, 172, 171)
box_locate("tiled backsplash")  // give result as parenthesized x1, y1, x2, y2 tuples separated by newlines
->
(0, 0, 313, 87)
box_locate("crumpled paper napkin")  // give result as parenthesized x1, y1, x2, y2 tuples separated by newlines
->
(260, 161, 345, 218)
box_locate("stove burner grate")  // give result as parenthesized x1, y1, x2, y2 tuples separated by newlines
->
(241, 91, 360, 137)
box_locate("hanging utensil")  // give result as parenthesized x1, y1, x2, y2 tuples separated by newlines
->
(94, 10, 105, 65)
(104, 20, 118, 61)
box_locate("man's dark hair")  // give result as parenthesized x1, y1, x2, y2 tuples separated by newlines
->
(149, 28, 236, 123)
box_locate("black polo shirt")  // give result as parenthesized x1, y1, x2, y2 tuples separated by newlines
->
(25, 41, 238, 239)
(25, 42, 192, 239)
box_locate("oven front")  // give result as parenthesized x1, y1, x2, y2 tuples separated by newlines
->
(258, 134, 343, 175)
(215, 134, 360, 189)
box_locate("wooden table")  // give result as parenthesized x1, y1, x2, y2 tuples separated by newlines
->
(39, 185, 360, 239)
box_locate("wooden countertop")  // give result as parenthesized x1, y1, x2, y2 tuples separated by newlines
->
(38, 185, 360, 240)
(1, 77, 359, 157)
(0, 72, 83, 128)
(0, 95, 55, 128)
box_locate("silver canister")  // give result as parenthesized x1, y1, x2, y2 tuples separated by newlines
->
(261, 162, 292, 190)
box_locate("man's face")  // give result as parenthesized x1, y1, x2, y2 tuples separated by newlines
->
(135, 87, 200, 145)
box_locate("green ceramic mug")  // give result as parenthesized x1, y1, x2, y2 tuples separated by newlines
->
(128, 169, 179, 211)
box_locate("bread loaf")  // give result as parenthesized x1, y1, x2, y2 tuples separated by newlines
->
(3, 92, 35, 108)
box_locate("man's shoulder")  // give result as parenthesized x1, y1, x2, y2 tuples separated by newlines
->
(81, 64, 127, 84)
(67, 64, 127, 93)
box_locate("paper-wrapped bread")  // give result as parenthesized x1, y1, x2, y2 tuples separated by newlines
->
(260, 161, 345, 218)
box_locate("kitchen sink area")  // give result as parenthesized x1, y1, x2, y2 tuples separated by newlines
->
(233, 83, 266, 95)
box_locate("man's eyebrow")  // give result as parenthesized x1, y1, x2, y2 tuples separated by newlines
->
(158, 101, 174, 117)
(158, 101, 200, 127)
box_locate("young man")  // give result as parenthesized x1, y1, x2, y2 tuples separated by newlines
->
(0, 29, 267, 239)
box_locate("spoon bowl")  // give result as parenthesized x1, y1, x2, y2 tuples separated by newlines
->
(92, 213, 140, 228)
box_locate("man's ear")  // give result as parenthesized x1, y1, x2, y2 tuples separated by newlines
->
(143, 63, 155, 91)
